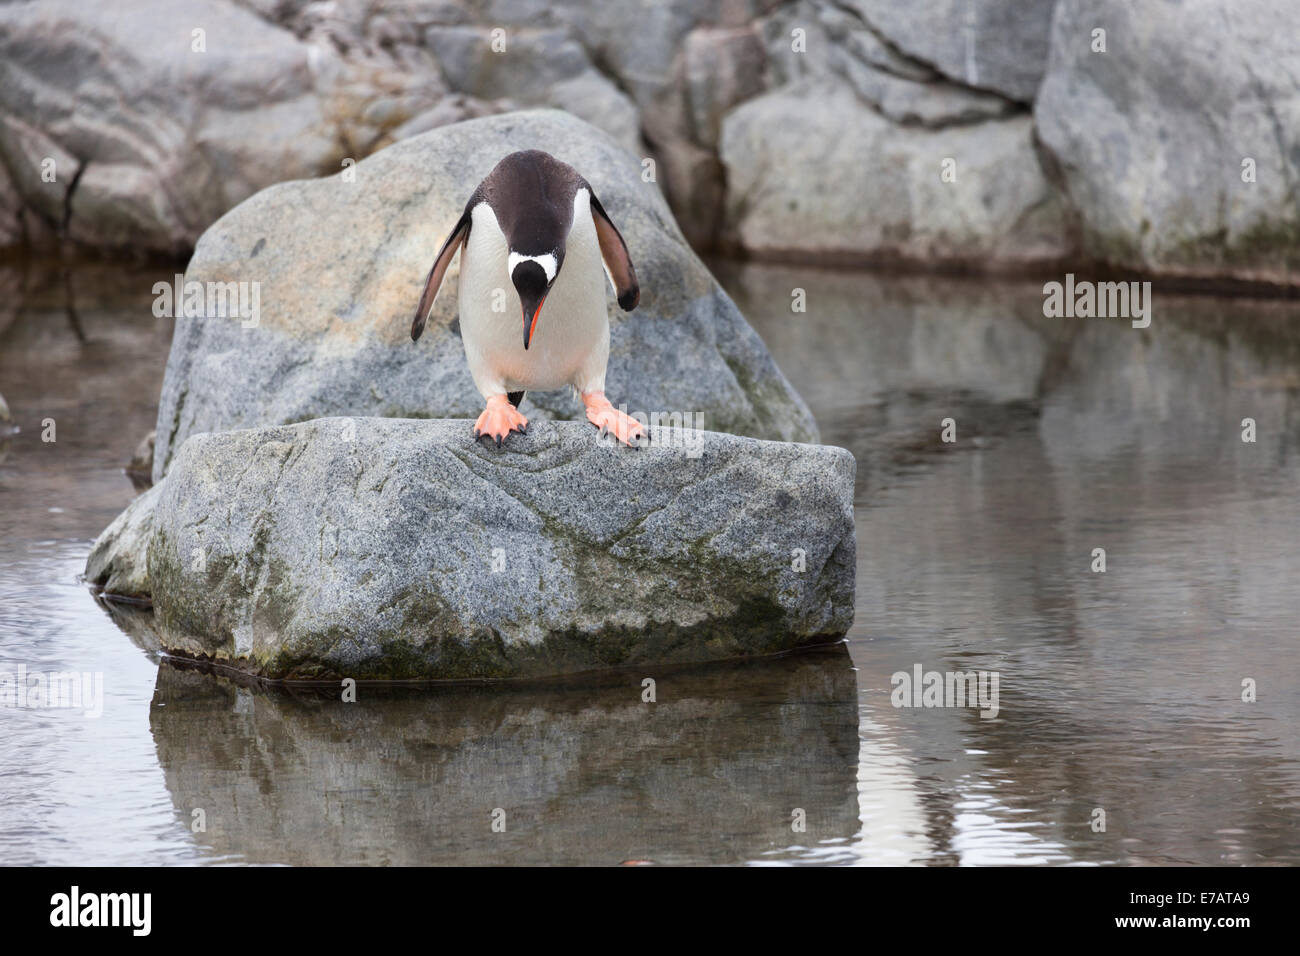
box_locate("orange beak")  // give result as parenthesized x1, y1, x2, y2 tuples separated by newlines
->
(523, 295, 546, 350)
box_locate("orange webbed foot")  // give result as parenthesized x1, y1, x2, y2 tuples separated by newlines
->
(582, 390, 645, 447)
(473, 394, 528, 447)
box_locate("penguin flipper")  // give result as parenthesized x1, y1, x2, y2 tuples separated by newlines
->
(412, 202, 474, 341)
(506, 391, 526, 408)
(586, 190, 639, 312)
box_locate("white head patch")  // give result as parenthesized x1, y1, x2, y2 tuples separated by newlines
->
(507, 251, 558, 283)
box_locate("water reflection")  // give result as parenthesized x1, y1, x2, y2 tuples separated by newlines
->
(149, 650, 860, 866)
(727, 260, 1300, 864)
(3, 260, 1299, 864)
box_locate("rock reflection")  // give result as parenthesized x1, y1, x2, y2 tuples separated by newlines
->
(149, 646, 860, 865)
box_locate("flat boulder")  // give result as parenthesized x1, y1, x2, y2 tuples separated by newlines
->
(152, 109, 818, 483)
(721, 79, 1069, 267)
(114, 418, 855, 681)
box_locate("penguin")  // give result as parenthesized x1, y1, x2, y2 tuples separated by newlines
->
(410, 149, 645, 447)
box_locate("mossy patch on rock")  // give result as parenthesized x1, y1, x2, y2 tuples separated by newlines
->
(109, 417, 856, 681)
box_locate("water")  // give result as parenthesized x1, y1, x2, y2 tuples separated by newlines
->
(1, 260, 1297, 865)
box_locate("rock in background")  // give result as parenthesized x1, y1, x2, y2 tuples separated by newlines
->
(720, 79, 1068, 268)
(151, 109, 819, 483)
(719, 0, 1067, 268)
(0, 0, 472, 256)
(1035, 0, 1300, 286)
(1, 0, 1295, 283)
(841, 0, 1058, 103)
(133, 418, 857, 681)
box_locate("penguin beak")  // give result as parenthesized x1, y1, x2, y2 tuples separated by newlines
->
(522, 293, 546, 350)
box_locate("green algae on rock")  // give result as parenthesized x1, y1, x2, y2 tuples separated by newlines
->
(92, 418, 855, 681)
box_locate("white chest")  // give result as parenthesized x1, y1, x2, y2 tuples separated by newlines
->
(457, 191, 610, 393)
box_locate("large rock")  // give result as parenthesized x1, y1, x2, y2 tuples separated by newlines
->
(0, 0, 448, 255)
(84, 483, 163, 602)
(721, 79, 1069, 266)
(291, 0, 780, 245)
(1035, 0, 1300, 286)
(126, 418, 856, 681)
(762, 0, 940, 88)
(0, 0, 778, 253)
(763, 1, 1023, 128)
(842, 0, 1058, 102)
(152, 109, 818, 484)
(422, 26, 642, 152)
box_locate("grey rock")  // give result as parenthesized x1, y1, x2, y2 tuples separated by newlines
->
(1035, 0, 1300, 286)
(539, 0, 766, 108)
(761, 1, 1016, 128)
(533, 0, 774, 247)
(682, 26, 768, 150)
(424, 26, 591, 96)
(832, 53, 1018, 127)
(126, 431, 156, 489)
(543, 72, 643, 154)
(0, 114, 76, 236)
(84, 483, 164, 602)
(0, 0, 443, 255)
(152, 109, 819, 484)
(843, 0, 1058, 102)
(817, 2, 939, 82)
(0, 162, 24, 248)
(139, 417, 856, 680)
(720, 79, 1069, 266)
(644, 23, 769, 245)
(762, 0, 938, 87)
(390, 94, 506, 141)
(419, 26, 643, 152)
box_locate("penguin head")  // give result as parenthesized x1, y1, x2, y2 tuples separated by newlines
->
(509, 252, 560, 350)
(424, 150, 635, 352)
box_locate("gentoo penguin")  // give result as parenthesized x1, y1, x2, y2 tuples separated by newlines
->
(410, 149, 644, 447)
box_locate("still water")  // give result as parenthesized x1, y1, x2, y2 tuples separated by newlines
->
(1, 261, 1297, 865)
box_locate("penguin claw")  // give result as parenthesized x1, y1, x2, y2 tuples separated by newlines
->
(474, 394, 529, 448)
(581, 390, 645, 448)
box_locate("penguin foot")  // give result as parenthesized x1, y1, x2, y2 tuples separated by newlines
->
(581, 390, 645, 447)
(474, 394, 529, 447)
